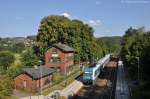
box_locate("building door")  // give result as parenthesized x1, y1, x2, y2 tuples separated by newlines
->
(23, 80, 27, 88)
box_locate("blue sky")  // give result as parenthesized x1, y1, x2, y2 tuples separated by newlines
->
(0, 0, 150, 37)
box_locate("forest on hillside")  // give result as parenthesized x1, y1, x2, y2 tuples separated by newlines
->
(97, 36, 121, 53)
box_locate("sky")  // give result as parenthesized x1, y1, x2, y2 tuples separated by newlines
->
(0, 0, 150, 37)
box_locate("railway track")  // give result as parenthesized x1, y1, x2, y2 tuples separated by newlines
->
(99, 60, 117, 99)
(72, 59, 118, 99)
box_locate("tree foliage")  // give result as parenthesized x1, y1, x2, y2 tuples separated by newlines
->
(12, 42, 25, 53)
(121, 27, 150, 98)
(0, 51, 15, 71)
(36, 15, 107, 62)
(121, 27, 150, 79)
(97, 36, 121, 54)
(0, 75, 14, 99)
(21, 48, 40, 67)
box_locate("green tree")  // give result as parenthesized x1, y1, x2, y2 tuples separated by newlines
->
(96, 36, 122, 55)
(36, 15, 106, 63)
(0, 51, 15, 71)
(21, 48, 40, 67)
(36, 15, 71, 58)
(121, 27, 145, 72)
(121, 27, 150, 98)
(12, 42, 25, 53)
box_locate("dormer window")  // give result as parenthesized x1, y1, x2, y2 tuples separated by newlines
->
(52, 49, 58, 54)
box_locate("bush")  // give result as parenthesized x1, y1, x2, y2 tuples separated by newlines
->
(0, 75, 14, 99)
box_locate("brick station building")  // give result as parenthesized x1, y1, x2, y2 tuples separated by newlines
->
(15, 43, 75, 90)
(15, 66, 55, 90)
(45, 43, 75, 74)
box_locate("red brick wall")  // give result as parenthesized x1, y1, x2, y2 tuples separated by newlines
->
(45, 47, 74, 73)
(45, 47, 65, 67)
(15, 73, 39, 90)
(15, 73, 53, 90)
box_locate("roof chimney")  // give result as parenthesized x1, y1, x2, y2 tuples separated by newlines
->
(34, 65, 38, 69)
(58, 42, 61, 44)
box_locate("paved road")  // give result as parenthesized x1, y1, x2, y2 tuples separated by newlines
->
(60, 80, 83, 98)
(115, 61, 130, 99)
(15, 80, 83, 99)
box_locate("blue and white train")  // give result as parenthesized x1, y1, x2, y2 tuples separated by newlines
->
(82, 54, 111, 84)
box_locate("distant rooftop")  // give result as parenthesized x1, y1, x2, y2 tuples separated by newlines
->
(23, 66, 55, 79)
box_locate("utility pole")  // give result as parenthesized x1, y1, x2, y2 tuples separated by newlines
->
(137, 49, 140, 84)
(93, 55, 94, 63)
(79, 55, 81, 71)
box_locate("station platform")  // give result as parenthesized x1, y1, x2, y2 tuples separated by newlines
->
(115, 61, 130, 99)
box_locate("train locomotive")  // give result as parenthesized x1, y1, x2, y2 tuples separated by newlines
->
(82, 54, 111, 84)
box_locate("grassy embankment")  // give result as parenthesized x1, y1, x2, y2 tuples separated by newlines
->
(43, 65, 82, 95)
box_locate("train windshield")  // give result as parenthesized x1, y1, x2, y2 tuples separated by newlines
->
(83, 68, 93, 79)
(83, 72, 92, 79)
(84, 72, 92, 76)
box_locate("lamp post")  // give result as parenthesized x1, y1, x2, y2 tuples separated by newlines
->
(38, 60, 42, 96)
(64, 66, 67, 86)
(136, 56, 140, 84)
(79, 55, 80, 67)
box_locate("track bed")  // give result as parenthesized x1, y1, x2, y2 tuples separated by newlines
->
(73, 60, 118, 99)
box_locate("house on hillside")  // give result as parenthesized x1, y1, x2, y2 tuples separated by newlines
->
(45, 43, 75, 75)
(15, 66, 55, 91)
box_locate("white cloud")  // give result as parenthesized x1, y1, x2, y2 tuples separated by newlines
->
(121, 0, 149, 4)
(60, 13, 102, 27)
(96, 1, 101, 5)
(88, 20, 102, 27)
(61, 12, 71, 18)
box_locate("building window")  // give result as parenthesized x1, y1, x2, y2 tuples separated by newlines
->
(49, 57, 61, 63)
(52, 49, 58, 54)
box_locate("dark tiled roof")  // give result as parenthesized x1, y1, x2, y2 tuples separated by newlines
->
(23, 66, 55, 79)
(54, 43, 74, 52)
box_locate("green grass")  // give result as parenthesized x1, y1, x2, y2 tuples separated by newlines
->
(12, 53, 22, 67)
(43, 69, 82, 95)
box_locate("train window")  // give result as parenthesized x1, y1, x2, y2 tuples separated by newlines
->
(94, 69, 100, 77)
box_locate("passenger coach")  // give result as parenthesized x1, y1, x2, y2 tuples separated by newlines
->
(82, 54, 111, 84)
